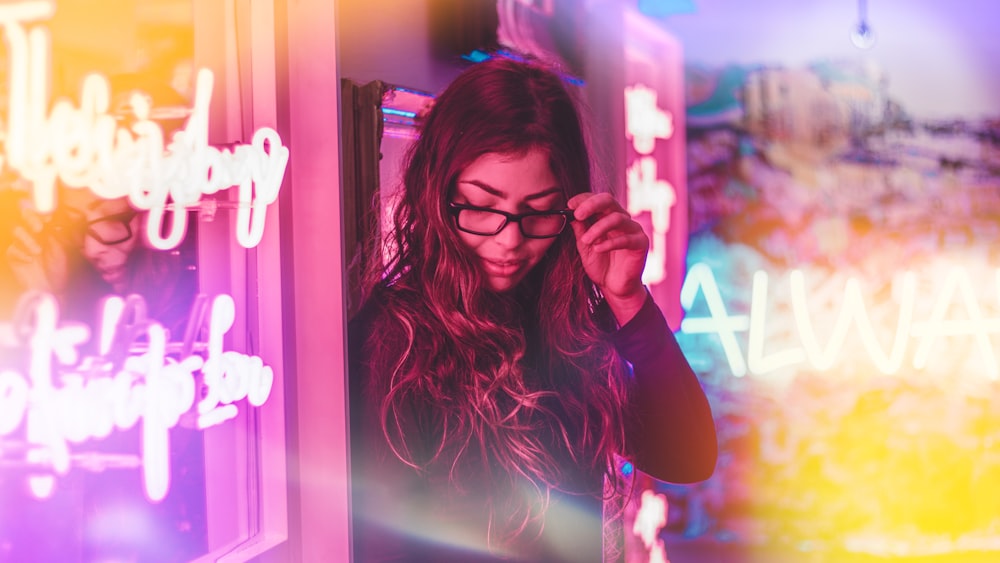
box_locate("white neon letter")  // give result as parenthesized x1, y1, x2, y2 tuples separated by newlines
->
(679, 263, 749, 377)
(626, 157, 676, 285)
(748, 270, 805, 374)
(0, 370, 29, 435)
(624, 84, 674, 155)
(911, 267, 1000, 378)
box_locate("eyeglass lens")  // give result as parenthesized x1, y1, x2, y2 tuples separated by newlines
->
(87, 218, 133, 245)
(456, 208, 567, 237)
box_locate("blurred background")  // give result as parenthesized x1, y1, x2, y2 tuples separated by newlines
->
(0, 0, 998, 561)
(339, 0, 1000, 561)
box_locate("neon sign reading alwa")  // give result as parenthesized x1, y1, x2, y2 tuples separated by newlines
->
(0, 2, 287, 503)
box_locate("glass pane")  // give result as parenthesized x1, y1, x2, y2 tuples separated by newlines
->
(379, 85, 436, 266)
(0, 2, 204, 561)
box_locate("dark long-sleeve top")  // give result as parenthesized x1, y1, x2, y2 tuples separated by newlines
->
(348, 290, 717, 562)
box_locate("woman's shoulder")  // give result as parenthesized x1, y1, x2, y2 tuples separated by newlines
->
(348, 284, 427, 352)
(347, 288, 396, 392)
(347, 285, 428, 401)
(348, 291, 382, 335)
(348, 287, 390, 348)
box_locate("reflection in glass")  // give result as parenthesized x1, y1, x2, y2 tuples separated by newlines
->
(0, 1, 207, 561)
(86, 211, 138, 246)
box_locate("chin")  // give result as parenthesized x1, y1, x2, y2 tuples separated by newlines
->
(486, 276, 520, 293)
(102, 274, 126, 292)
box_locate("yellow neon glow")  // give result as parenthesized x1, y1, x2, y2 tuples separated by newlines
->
(0, 3, 289, 250)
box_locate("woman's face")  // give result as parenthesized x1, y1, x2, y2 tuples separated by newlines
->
(452, 149, 564, 292)
(73, 195, 140, 292)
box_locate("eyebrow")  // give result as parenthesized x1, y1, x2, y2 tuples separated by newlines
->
(459, 180, 562, 201)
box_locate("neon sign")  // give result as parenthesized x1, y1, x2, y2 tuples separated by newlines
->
(680, 263, 1000, 379)
(625, 84, 674, 154)
(626, 156, 676, 285)
(0, 1, 290, 249)
(624, 84, 677, 285)
(632, 488, 669, 563)
(0, 292, 274, 503)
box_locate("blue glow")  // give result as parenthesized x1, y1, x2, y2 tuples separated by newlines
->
(391, 86, 434, 97)
(638, 0, 697, 18)
(497, 49, 526, 61)
(621, 461, 634, 476)
(461, 49, 585, 86)
(382, 108, 417, 119)
(462, 49, 492, 63)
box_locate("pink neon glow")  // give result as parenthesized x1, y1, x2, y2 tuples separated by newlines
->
(98, 295, 126, 356)
(626, 156, 676, 285)
(624, 84, 678, 286)
(633, 489, 668, 560)
(0, 293, 275, 502)
(0, 370, 28, 434)
(0, 5, 289, 250)
(197, 295, 275, 429)
(624, 84, 674, 155)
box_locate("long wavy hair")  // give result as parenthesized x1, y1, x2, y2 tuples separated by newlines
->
(361, 55, 632, 547)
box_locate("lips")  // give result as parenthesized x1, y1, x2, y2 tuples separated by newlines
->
(481, 258, 523, 277)
(99, 264, 127, 285)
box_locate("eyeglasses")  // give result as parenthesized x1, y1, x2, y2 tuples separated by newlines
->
(36, 207, 136, 246)
(85, 211, 136, 245)
(448, 202, 574, 239)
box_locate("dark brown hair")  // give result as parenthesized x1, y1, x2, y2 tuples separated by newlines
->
(364, 55, 631, 547)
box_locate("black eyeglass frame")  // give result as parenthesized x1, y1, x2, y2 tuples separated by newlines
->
(84, 210, 138, 245)
(447, 202, 575, 239)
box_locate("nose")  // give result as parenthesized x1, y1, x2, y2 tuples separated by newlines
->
(82, 234, 107, 261)
(493, 218, 524, 248)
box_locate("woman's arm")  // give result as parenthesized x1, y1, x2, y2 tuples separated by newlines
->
(611, 292, 718, 483)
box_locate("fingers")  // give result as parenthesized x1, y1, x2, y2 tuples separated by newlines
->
(567, 192, 649, 251)
(567, 192, 618, 224)
(577, 209, 636, 244)
(20, 201, 45, 233)
(592, 231, 648, 254)
(6, 204, 45, 263)
(8, 226, 41, 261)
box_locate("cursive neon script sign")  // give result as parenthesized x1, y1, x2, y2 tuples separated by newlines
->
(624, 84, 676, 285)
(679, 262, 1000, 379)
(0, 1, 289, 250)
(0, 292, 274, 503)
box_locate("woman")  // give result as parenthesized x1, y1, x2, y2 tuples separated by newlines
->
(1, 189, 205, 562)
(3, 188, 196, 337)
(349, 55, 717, 562)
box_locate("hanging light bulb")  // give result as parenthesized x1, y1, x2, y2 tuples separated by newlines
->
(850, 0, 877, 49)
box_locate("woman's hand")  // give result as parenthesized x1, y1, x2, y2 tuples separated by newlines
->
(568, 192, 649, 325)
(4, 201, 71, 295)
